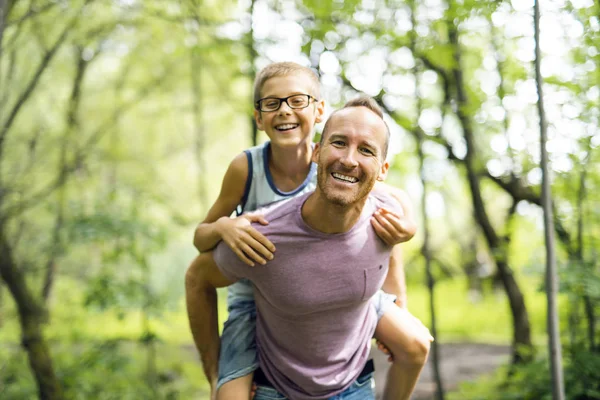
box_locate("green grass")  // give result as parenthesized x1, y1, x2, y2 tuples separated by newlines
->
(1, 273, 566, 398)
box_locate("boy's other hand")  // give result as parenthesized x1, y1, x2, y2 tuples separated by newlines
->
(371, 207, 415, 245)
(217, 214, 276, 267)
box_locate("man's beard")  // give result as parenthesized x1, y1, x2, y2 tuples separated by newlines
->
(317, 167, 376, 207)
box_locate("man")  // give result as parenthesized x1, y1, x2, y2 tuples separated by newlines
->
(189, 97, 430, 399)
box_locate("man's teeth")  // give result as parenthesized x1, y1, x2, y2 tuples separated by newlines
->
(332, 173, 358, 183)
(276, 124, 299, 131)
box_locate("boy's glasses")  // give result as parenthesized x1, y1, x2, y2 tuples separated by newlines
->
(255, 94, 317, 112)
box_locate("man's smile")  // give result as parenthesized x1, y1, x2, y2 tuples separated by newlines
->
(332, 172, 359, 183)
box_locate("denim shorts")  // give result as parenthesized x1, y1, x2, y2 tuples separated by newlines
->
(216, 279, 394, 389)
(253, 372, 375, 400)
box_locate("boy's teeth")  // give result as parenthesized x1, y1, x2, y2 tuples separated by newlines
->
(332, 173, 358, 183)
(276, 124, 298, 130)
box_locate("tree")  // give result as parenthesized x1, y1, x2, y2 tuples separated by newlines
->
(533, 0, 565, 398)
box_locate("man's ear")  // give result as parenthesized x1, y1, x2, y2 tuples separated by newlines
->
(314, 99, 325, 123)
(377, 160, 389, 181)
(312, 142, 320, 164)
(254, 109, 264, 130)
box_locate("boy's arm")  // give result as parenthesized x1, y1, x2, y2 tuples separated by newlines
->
(193, 153, 248, 252)
(193, 153, 275, 265)
(382, 244, 408, 308)
(373, 182, 414, 307)
(371, 182, 417, 245)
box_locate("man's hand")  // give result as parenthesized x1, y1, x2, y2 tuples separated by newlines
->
(371, 207, 415, 246)
(217, 214, 275, 266)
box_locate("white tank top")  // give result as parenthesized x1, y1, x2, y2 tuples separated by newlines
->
(228, 141, 317, 303)
(237, 141, 317, 215)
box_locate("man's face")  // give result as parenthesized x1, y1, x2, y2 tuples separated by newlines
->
(254, 74, 324, 148)
(313, 107, 389, 207)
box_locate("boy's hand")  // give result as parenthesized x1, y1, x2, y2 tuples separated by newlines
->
(217, 214, 275, 266)
(371, 207, 415, 245)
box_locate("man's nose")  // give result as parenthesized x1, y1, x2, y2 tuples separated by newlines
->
(339, 150, 358, 168)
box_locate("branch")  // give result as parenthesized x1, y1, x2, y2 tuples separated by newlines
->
(0, 9, 81, 157)
(1, 62, 178, 220)
(5, 3, 56, 28)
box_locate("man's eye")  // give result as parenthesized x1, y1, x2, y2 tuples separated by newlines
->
(360, 148, 375, 155)
(331, 140, 345, 146)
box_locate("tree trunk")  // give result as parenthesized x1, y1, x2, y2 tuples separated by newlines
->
(0, 228, 63, 399)
(247, 0, 258, 146)
(446, 19, 533, 363)
(534, 1, 565, 398)
(410, 2, 444, 397)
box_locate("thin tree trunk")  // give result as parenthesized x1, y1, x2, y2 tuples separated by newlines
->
(534, 1, 565, 398)
(418, 139, 445, 400)
(190, 48, 207, 210)
(446, 19, 533, 363)
(247, 0, 257, 146)
(575, 159, 596, 351)
(0, 228, 63, 399)
(410, 2, 444, 397)
(42, 49, 87, 302)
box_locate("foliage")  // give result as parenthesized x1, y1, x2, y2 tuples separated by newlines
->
(1, 0, 600, 397)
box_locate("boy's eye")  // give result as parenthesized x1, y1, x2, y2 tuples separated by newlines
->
(289, 96, 307, 107)
(263, 99, 279, 108)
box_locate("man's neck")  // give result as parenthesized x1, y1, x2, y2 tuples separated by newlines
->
(301, 191, 368, 234)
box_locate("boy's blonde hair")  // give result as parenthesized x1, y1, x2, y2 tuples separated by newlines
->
(253, 62, 321, 106)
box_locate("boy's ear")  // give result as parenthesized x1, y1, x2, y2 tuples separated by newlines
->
(314, 99, 325, 123)
(377, 160, 389, 181)
(254, 109, 264, 130)
(312, 142, 320, 163)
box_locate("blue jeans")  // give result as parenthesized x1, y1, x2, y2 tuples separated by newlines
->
(253, 372, 375, 400)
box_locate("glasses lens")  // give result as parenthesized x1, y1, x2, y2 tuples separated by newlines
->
(287, 95, 309, 108)
(261, 98, 281, 112)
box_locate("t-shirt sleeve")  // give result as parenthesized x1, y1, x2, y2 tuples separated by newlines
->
(372, 187, 405, 216)
(213, 241, 249, 282)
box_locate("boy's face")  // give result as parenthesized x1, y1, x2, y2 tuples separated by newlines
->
(254, 74, 324, 148)
(312, 107, 389, 207)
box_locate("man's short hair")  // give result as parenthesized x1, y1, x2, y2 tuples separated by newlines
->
(320, 95, 391, 160)
(253, 62, 321, 105)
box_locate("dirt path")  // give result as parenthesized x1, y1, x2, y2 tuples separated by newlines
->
(188, 342, 511, 399)
(371, 342, 511, 399)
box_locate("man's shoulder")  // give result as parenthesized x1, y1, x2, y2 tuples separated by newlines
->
(252, 192, 310, 226)
(369, 185, 401, 212)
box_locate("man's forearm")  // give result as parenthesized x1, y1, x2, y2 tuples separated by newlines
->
(383, 244, 408, 308)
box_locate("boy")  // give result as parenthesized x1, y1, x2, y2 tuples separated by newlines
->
(186, 62, 428, 400)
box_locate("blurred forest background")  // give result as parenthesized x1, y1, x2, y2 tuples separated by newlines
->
(1, 0, 599, 399)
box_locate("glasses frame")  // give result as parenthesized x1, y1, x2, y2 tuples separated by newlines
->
(255, 94, 318, 112)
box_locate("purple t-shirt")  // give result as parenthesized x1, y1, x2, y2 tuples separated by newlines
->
(214, 189, 399, 400)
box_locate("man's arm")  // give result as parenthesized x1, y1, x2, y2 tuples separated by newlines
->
(185, 252, 234, 397)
